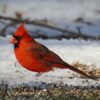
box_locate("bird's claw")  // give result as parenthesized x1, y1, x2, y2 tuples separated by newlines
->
(36, 72, 43, 77)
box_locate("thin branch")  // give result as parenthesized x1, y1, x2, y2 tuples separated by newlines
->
(0, 15, 99, 40)
(0, 15, 88, 35)
(0, 22, 18, 36)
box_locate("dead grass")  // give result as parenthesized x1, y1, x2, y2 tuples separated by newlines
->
(0, 81, 100, 100)
(73, 62, 100, 78)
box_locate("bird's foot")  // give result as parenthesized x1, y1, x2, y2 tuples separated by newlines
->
(14, 61, 18, 67)
(36, 72, 43, 77)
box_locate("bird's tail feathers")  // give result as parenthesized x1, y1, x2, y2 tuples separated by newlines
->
(55, 63, 95, 80)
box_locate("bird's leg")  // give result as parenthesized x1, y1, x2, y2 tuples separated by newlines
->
(36, 72, 43, 77)
(14, 61, 18, 67)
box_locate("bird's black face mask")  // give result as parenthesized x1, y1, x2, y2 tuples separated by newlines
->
(11, 35, 22, 48)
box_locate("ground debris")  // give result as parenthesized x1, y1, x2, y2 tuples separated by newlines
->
(0, 83, 100, 100)
(72, 62, 100, 78)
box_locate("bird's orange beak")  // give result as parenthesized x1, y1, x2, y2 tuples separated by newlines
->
(10, 36, 18, 44)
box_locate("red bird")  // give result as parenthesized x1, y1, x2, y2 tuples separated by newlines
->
(10, 24, 94, 79)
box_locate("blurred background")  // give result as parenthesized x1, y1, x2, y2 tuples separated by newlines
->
(1, 0, 100, 21)
(0, 0, 100, 37)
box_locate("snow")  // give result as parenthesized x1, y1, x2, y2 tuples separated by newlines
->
(0, 36, 100, 87)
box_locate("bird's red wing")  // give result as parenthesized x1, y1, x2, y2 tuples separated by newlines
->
(44, 51, 65, 64)
(25, 42, 49, 59)
(35, 43, 65, 64)
(26, 42, 64, 64)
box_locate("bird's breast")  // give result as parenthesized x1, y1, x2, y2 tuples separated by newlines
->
(15, 46, 37, 69)
(14, 46, 52, 72)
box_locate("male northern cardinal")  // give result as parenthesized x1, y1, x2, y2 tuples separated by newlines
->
(10, 24, 94, 79)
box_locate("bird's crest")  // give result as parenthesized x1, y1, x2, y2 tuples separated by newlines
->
(14, 23, 29, 37)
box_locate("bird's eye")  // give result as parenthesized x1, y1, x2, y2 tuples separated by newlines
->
(13, 35, 22, 41)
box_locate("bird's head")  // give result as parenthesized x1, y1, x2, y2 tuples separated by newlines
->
(10, 24, 31, 48)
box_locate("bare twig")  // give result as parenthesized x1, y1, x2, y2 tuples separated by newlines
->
(0, 22, 18, 36)
(0, 15, 99, 40)
(0, 15, 86, 35)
